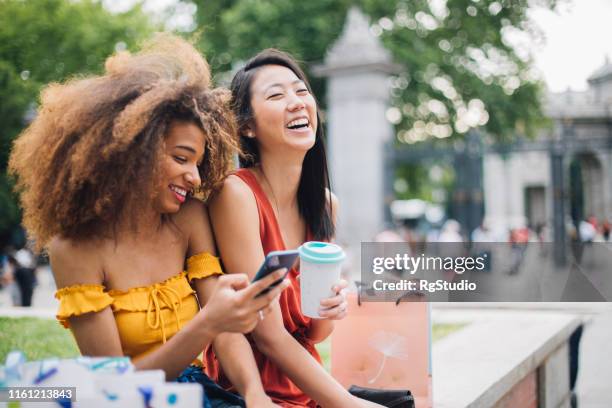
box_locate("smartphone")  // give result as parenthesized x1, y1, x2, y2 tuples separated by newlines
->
(252, 249, 299, 296)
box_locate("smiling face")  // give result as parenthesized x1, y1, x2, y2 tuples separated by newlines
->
(248, 65, 318, 155)
(154, 120, 205, 214)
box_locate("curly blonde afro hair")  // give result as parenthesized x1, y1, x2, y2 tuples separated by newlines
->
(9, 33, 239, 249)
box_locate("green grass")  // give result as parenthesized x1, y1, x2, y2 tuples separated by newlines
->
(431, 323, 466, 343)
(316, 323, 466, 371)
(0, 318, 466, 370)
(0, 317, 80, 363)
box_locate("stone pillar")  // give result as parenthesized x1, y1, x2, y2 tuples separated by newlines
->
(313, 7, 401, 249)
(484, 153, 510, 226)
(606, 151, 612, 219)
(594, 151, 609, 219)
(551, 140, 567, 266)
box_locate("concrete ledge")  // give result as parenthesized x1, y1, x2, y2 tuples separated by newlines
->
(432, 302, 612, 315)
(432, 309, 581, 408)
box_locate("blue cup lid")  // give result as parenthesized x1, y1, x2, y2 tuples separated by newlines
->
(298, 241, 345, 264)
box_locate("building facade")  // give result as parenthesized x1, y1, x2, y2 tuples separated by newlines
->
(484, 59, 612, 233)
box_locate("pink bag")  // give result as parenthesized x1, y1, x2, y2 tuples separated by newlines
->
(331, 291, 432, 408)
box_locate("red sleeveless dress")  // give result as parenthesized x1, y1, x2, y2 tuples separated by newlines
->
(204, 168, 321, 407)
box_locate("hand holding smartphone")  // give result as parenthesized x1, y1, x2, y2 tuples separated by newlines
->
(252, 249, 299, 297)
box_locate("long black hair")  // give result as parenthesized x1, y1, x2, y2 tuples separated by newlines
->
(230, 49, 334, 241)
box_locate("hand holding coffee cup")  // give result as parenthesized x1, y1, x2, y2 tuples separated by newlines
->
(298, 241, 346, 318)
(317, 278, 349, 320)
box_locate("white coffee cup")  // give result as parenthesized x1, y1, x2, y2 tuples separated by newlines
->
(298, 241, 345, 318)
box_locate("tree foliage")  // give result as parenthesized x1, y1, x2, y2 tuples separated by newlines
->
(0, 0, 563, 238)
(0, 0, 154, 241)
(192, 0, 560, 143)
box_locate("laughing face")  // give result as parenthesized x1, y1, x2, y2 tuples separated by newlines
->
(154, 121, 205, 214)
(248, 65, 318, 155)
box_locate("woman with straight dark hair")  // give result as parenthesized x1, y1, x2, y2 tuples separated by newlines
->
(207, 49, 382, 407)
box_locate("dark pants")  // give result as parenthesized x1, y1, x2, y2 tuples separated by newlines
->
(176, 366, 245, 408)
(569, 324, 583, 408)
(14, 267, 35, 307)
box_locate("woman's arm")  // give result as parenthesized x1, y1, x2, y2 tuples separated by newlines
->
(49, 234, 284, 381)
(181, 200, 278, 407)
(209, 177, 358, 408)
(195, 277, 280, 407)
(49, 237, 126, 357)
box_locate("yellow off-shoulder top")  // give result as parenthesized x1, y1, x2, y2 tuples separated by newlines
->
(54, 252, 222, 360)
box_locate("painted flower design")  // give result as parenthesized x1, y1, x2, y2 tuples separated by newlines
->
(367, 330, 410, 384)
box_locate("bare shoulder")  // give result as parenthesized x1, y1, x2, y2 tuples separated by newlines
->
(173, 197, 208, 227)
(328, 190, 339, 207)
(208, 174, 260, 247)
(216, 174, 254, 201)
(171, 198, 215, 255)
(326, 188, 339, 216)
(47, 236, 104, 288)
(209, 174, 257, 215)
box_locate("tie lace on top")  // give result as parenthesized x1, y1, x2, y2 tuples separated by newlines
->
(146, 284, 183, 344)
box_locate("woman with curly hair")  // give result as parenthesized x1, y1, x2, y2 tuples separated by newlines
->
(8, 34, 286, 408)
